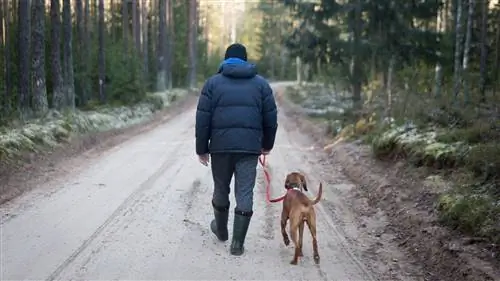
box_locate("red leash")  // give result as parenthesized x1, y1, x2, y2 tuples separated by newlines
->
(259, 155, 286, 203)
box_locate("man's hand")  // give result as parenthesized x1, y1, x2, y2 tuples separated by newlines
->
(261, 149, 271, 155)
(198, 154, 210, 166)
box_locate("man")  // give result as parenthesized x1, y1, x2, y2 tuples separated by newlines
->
(195, 43, 278, 256)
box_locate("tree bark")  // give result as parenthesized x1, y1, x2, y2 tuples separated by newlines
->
(166, 0, 173, 89)
(132, 0, 141, 53)
(75, 0, 87, 105)
(31, 0, 49, 114)
(156, 0, 166, 91)
(141, 0, 149, 82)
(51, 0, 65, 110)
(452, 0, 464, 99)
(98, 0, 106, 102)
(3, 0, 12, 114)
(84, 0, 91, 100)
(461, 0, 474, 104)
(123, 0, 129, 54)
(18, 0, 31, 119)
(63, 0, 75, 108)
(478, 0, 488, 101)
(187, 0, 198, 88)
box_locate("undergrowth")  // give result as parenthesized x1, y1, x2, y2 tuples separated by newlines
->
(285, 84, 500, 245)
(0, 89, 189, 166)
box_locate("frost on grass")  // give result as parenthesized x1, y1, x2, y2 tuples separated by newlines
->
(372, 124, 500, 243)
(0, 89, 189, 164)
(372, 124, 470, 168)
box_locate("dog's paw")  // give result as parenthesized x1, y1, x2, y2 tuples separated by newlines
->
(290, 260, 298, 265)
(283, 237, 290, 246)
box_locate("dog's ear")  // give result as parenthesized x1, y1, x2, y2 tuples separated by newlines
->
(284, 175, 290, 188)
(299, 174, 308, 191)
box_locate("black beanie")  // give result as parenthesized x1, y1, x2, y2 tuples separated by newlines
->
(224, 43, 248, 61)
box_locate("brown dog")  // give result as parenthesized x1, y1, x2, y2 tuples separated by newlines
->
(280, 172, 323, 265)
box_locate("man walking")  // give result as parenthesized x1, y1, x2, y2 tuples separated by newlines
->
(195, 43, 278, 256)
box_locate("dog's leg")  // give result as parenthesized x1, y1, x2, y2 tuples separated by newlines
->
(280, 209, 290, 246)
(298, 220, 304, 257)
(306, 210, 320, 264)
(289, 217, 301, 265)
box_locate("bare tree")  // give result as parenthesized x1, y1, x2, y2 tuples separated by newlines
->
(18, 0, 31, 118)
(51, 0, 65, 110)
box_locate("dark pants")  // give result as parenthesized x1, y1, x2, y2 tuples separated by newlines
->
(211, 153, 259, 213)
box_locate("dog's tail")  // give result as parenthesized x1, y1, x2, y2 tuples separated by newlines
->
(310, 182, 323, 205)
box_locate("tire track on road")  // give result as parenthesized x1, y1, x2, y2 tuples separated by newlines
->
(45, 136, 189, 281)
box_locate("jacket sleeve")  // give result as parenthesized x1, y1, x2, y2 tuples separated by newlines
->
(261, 82, 278, 151)
(195, 80, 212, 155)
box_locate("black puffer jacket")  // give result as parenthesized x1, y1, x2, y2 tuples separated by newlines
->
(195, 59, 278, 155)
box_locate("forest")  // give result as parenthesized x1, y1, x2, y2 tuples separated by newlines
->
(251, 0, 500, 254)
(0, 0, 499, 268)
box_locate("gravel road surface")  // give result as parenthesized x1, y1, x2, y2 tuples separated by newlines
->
(1, 83, 381, 281)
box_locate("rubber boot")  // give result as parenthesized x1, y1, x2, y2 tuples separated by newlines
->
(230, 210, 253, 256)
(210, 201, 229, 241)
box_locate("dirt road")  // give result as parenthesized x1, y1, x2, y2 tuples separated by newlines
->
(1, 83, 393, 280)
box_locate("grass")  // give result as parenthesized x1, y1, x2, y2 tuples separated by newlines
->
(284, 84, 500, 246)
(0, 89, 190, 165)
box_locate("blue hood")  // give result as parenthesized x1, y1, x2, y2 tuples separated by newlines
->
(217, 58, 257, 79)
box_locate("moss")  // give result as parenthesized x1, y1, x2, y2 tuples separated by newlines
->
(438, 188, 500, 244)
(465, 143, 500, 180)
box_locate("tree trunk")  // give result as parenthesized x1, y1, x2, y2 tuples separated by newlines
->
(141, 0, 149, 82)
(461, 0, 473, 104)
(51, 0, 65, 110)
(386, 55, 395, 117)
(187, 0, 198, 88)
(31, 0, 49, 115)
(75, 0, 86, 105)
(123, 0, 128, 54)
(98, 0, 106, 102)
(351, 0, 363, 110)
(0, 2, 3, 46)
(166, 0, 173, 89)
(452, 0, 464, 99)
(156, 0, 166, 91)
(18, 0, 31, 119)
(296, 56, 302, 85)
(63, 0, 75, 108)
(434, 4, 444, 98)
(132, 0, 141, 53)
(84, 0, 91, 100)
(3, 0, 12, 114)
(494, 6, 500, 96)
(478, 0, 488, 101)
